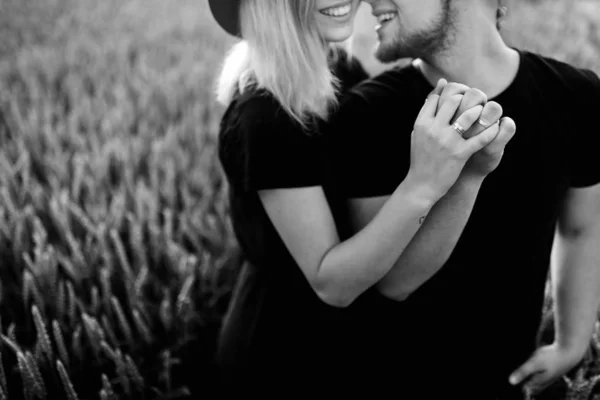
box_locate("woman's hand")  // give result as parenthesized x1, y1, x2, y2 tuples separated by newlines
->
(405, 79, 502, 200)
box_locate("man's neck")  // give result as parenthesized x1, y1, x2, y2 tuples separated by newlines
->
(412, 10, 520, 99)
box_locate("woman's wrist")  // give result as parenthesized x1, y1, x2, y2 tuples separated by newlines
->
(396, 172, 443, 210)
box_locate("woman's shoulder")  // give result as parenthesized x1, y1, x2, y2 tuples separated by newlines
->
(225, 85, 307, 127)
(218, 85, 321, 163)
(219, 86, 302, 144)
(217, 85, 327, 193)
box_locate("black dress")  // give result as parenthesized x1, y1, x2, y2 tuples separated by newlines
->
(215, 49, 370, 394)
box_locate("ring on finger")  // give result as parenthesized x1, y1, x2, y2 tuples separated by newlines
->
(452, 121, 467, 136)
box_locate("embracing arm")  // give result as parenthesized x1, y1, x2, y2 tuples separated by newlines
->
(260, 176, 435, 308)
(349, 174, 484, 301)
(550, 182, 600, 358)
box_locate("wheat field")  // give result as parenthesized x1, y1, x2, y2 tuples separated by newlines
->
(0, 0, 599, 399)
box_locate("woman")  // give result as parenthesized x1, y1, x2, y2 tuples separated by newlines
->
(209, 0, 500, 394)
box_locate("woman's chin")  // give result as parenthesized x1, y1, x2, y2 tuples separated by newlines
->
(322, 28, 354, 43)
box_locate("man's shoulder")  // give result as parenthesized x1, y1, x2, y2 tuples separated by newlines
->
(521, 49, 600, 93)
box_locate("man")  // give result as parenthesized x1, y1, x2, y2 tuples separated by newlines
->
(325, 0, 600, 399)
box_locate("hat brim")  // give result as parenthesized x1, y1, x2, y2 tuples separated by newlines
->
(208, 0, 241, 38)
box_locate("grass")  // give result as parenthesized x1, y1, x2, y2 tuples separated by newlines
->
(0, 0, 599, 399)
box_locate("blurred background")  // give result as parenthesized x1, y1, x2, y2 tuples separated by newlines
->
(0, 0, 599, 399)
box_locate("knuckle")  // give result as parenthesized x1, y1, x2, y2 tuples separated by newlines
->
(444, 82, 466, 95)
(451, 147, 466, 160)
(466, 88, 488, 104)
(450, 94, 463, 104)
(475, 89, 488, 104)
(462, 105, 483, 122)
(425, 126, 437, 137)
(414, 121, 428, 131)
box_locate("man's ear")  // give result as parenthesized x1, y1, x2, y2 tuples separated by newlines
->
(496, 3, 508, 31)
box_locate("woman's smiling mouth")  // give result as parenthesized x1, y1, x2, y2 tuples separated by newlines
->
(319, 2, 352, 18)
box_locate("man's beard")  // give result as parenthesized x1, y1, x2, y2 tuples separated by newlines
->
(375, 0, 455, 63)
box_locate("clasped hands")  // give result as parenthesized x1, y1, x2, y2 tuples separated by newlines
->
(407, 78, 517, 199)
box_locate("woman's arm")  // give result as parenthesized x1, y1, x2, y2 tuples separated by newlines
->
(260, 177, 434, 308)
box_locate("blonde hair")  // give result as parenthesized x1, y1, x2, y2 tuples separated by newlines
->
(216, 0, 350, 128)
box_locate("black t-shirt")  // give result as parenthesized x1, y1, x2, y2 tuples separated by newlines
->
(324, 49, 600, 398)
(216, 49, 371, 391)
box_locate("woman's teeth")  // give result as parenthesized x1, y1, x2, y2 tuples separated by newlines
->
(377, 12, 397, 24)
(320, 4, 352, 17)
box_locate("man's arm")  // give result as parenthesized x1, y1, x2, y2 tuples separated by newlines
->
(551, 182, 600, 358)
(508, 182, 600, 394)
(351, 103, 516, 301)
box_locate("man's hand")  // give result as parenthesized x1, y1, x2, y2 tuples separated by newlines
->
(508, 343, 585, 396)
(462, 115, 516, 179)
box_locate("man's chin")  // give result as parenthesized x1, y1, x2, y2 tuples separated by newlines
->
(374, 43, 405, 64)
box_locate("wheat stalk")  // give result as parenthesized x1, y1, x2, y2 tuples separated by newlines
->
(0, 351, 5, 397)
(32, 304, 54, 364)
(176, 274, 194, 318)
(56, 360, 80, 400)
(99, 267, 113, 312)
(100, 315, 119, 348)
(52, 320, 70, 368)
(70, 324, 82, 363)
(124, 354, 144, 393)
(66, 281, 78, 324)
(17, 352, 35, 400)
(1, 332, 20, 355)
(56, 279, 66, 320)
(132, 309, 153, 345)
(81, 312, 102, 360)
(101, 373, 116, 399)
(159, 289, 173, 331)
(91, 285, 101, 311)
(110, 228, 134, 286)
(25, 350, 47, 399)
(110, 296, 133, 347)
(114, 349, 131, 396)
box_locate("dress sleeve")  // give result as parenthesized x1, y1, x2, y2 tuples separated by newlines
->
(218, 94, 325, 193)
(567, 68, 600, 188)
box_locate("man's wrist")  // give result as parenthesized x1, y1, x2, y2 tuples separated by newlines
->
(452, 173, 485, 195)
(556, 336, 590, 362)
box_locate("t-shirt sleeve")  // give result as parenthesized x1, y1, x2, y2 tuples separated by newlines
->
(568, 68, 600, 188)
(219, 95, 325, 193)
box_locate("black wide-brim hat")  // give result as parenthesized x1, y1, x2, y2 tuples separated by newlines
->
(208, 0, 242, 38)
